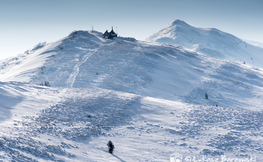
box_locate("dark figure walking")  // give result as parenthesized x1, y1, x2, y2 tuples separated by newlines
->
(205, 93, 208, 99)
(107, 140, 114, 154)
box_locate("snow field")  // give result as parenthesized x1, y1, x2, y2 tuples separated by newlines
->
(0, 30, 263, 161)
(1, 84, 262, 161)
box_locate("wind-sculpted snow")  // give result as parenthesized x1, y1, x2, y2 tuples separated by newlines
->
(0, 136, 74, 161)
(76, 97, 263, 161)
(1, 30, 263, 161)
(0, 88, 140, 161)
(24, 91, 140, 140)
(0, 86, 262, 161)
(186, 106, 263, 156)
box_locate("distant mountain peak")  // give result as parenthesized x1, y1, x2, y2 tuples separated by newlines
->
(146, 20, 263, 68)
(170, 19, 189, 26)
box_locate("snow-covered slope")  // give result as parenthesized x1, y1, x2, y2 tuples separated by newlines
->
(146, 19, 263, 68)
(1, 30, 263, 110)
(0, 57, 10, 63)
(243, 39, 263, 48)
(1, 30, 263, 161)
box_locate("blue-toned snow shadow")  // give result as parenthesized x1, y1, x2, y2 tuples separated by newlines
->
(0, 83, 24, 123)
(112, 154, 126, 162)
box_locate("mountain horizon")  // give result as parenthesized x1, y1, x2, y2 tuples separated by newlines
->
(1, 25, 263, 161)
(146, 19, 263, 68)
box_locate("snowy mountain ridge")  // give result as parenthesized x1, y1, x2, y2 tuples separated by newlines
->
(243, 39, 263, 48)
(146, 19, 263, 68)
(0, 29, 263, 161)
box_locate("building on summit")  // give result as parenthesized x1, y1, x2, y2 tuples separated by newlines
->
(103, 27, 117, 39)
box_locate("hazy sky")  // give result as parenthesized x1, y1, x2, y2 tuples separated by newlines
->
(0, 0, 262, 60)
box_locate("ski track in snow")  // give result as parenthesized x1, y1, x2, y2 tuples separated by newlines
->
(67, 41, 117, 88)
(67, 48, 100, 88)
(1, 30, 263, 161)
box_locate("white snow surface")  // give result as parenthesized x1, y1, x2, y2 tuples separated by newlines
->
(243, 39, 263, 49)
(0, 30, 263, 161)
(146, 19, 263, 68)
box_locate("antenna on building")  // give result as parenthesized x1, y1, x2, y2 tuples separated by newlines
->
(91, 26, 94, 32)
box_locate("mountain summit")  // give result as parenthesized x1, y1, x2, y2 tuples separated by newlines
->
(146, 20, 263, 67)
(1, 29, 263, 161)
(171, 19, 190, 26)
(1, 29, 263, 109)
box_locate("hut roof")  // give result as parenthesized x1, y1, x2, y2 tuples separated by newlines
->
(109, 29, 116, 35)
(103, 30, 109, 36)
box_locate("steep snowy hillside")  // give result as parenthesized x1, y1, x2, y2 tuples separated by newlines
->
(1, 30, 263, 161)
(146, 19, 263, 68)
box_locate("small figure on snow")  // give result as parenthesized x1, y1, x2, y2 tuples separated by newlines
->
(205, 93, 208, 99)
(107, 140, 115, 154)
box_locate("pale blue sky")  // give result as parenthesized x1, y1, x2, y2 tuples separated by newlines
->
(0, 0, 262, 60)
